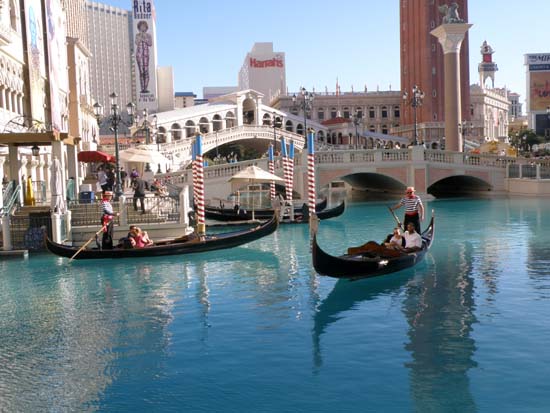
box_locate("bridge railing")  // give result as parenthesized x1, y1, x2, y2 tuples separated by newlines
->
(507, 163, 550, 179)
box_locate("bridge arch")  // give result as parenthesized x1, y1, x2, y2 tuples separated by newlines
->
(428, 175, 492, 197)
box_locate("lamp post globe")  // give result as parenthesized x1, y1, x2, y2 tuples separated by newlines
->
(94, 92, 135, 200)
(292, 87, 314, 146)
(403, 85, 424, 146)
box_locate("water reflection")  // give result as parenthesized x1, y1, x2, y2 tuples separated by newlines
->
(403, 245, 478, 412)
(0, 260, 179, 411)
(312, 273, 412, 369)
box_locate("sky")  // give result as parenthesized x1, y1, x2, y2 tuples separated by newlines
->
(104, 0, 549, 106)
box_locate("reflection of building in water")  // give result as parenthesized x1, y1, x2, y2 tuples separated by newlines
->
(402, 244, 477, 412)
(0, 265, 177, 410)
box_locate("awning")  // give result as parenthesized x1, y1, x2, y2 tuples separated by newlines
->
(77, 150, 115, 163)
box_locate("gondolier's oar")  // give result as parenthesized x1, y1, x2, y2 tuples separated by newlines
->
(387, 206, 403, 229)
(69, 226, 105, 261)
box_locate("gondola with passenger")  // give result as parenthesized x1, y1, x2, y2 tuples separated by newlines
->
(45, 215, 278, 260)
(312, 213, 434, 279)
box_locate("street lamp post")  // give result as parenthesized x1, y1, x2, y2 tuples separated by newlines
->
(93, 92, 136, 200)
(292, 87, 314, 143)
(459, 121, 472, 152)
(272, 112, 282, 152)
(403, 85, 424, 146)
(138, 108, 159, 172)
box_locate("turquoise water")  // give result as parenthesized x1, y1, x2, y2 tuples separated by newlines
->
(1, 198, 550, 412)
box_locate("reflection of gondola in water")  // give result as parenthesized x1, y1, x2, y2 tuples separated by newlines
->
(312, 273, 415, 369)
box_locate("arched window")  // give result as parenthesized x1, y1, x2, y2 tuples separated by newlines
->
(262, 113, 271, 126)
(394, 106, 400, 118)
(185, 120, 195, 138)
(369, 107, 375, 118)
(381, 106, 388, 118)
(9, 0, 18, 31)
(330, 108, 337, 119)
(225, 111, 236, 128)
(157, 126, 167, 144)
(285, 120, 293, 132)
(382, 125, 388, 134)
(199, 117, 209, 134)
(212, 115, 223, 132)
(317, 108, 325, 121)
(355, 107, 363, 118)
(171, 123, 182, 140)
(343, 107, 350, 118)
(297, 124, 304, 136)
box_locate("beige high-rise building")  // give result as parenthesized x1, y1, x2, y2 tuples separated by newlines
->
(86, 1, 134, 124)
(63, 0, 89, 48)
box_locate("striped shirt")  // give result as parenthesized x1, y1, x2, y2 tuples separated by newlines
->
(399, 195, 422, 214)
(101, 199, 114, 217)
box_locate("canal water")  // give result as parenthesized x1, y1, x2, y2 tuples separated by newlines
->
(1, 198, 549, 412)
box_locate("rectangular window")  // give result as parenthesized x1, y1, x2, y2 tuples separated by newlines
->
(369, 109, 375, 118)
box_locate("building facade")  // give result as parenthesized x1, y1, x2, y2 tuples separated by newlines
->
(399, 0, 471, 141)
(238, 43, 286, 105)
(174, 92, 196, 109)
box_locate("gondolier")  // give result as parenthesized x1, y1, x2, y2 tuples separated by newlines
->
(100, 191, 118, 249)
(390, 186, 424, 233)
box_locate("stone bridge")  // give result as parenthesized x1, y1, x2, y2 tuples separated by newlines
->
(160, 146, 532, 202)
(158, 124, 305, 169)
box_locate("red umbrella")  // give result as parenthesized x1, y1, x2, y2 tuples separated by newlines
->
(77, 150, 116, 163)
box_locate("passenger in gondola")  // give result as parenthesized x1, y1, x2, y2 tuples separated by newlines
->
(402, 222, 422, 252)
(384, 227, 405, 249)
(117, 225, 137, 249)
(131, 227, 153, 248)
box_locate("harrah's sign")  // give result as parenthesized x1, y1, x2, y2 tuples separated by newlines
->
(250, 55, 284, 69)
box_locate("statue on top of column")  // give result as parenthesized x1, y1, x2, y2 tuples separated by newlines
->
(439, 2, 465, 24)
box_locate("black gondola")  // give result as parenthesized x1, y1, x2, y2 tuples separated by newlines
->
(313, 200, 345, 221)
(205, 198, 327, 222)
(45, 215, 278, 260)
(312, 214, 434, 279)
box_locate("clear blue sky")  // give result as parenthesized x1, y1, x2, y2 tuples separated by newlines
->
(105, 0, 549, 107)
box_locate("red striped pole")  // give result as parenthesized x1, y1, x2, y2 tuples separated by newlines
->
(307, 131, 316, 213)
(268, 145, 276, 200)
(195, 135, 205, 234)
(289, 140, 295, 204)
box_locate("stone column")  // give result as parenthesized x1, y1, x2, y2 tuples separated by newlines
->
(430, 23, 472, 152)
(0, 157, 5, 208)
(66, 144, 79, 199)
